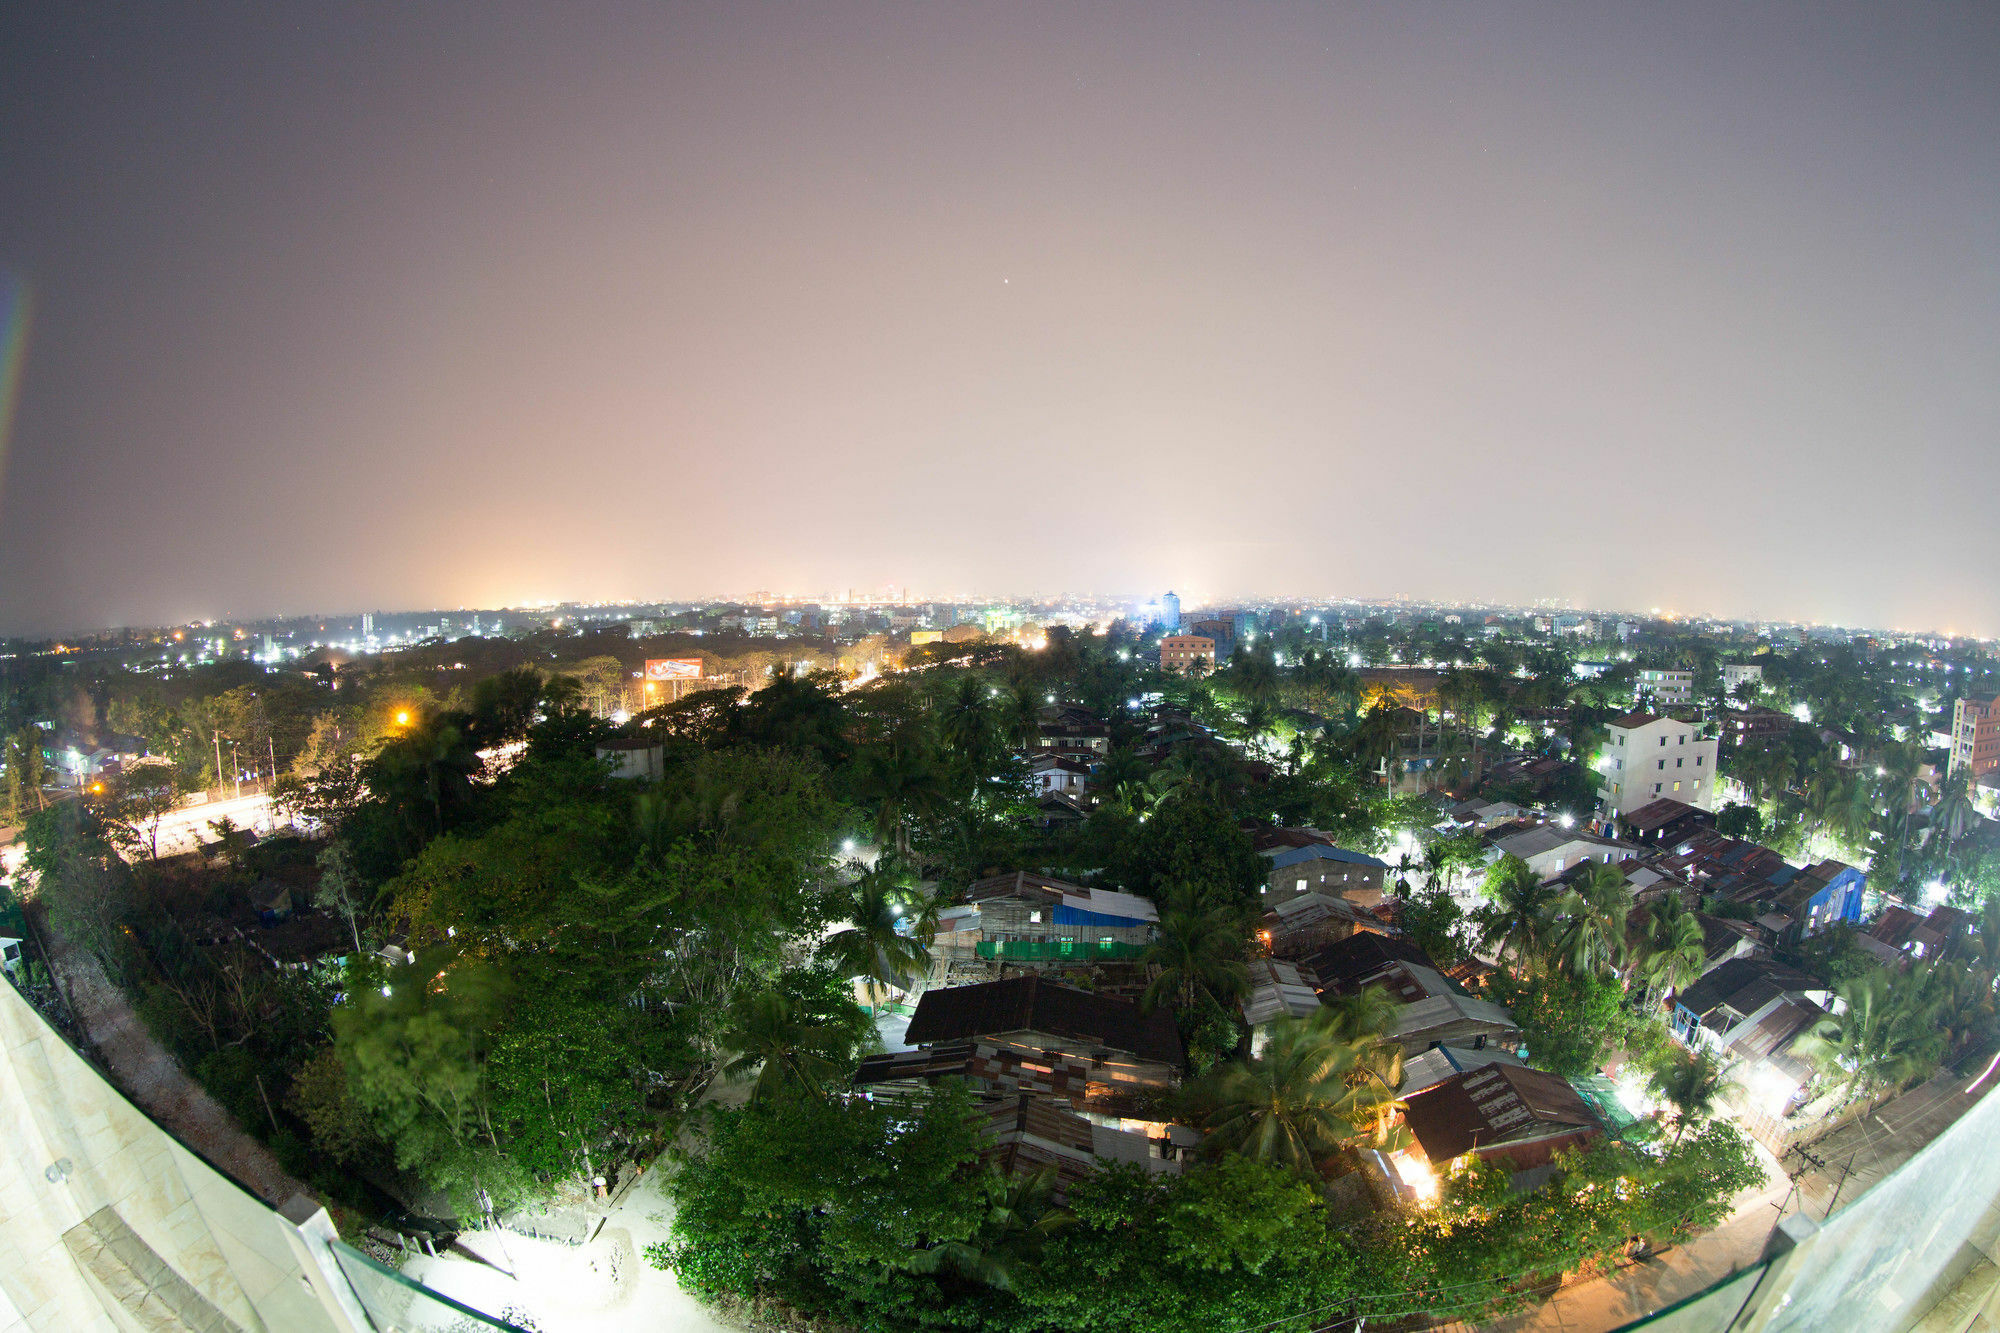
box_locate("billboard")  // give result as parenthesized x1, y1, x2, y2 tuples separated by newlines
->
(645, 658, 704, 681)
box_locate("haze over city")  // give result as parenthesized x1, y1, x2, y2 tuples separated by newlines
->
(3, 2, 1999, 637)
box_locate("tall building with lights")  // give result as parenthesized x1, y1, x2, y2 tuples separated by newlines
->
(1160, 591, 1180, 633)
(1949, 694, 2000, 779)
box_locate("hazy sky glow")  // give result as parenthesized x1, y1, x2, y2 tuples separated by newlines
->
(2, 3, 1997, 635)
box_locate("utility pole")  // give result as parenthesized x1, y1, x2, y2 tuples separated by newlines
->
(213, 731, 225, 802)
(268, 736, 278, 789)
(231, 743, 241, 800)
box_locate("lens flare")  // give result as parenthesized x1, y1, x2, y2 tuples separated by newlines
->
(0, 273, 33, 501)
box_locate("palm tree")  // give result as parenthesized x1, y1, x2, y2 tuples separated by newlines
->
(1311, 982, 1402, 1045)
(1186, 1019, 1401, 1176)
(851, 741, 946, 862)
(1141, 889, 1252, 1016)
(821, 880, 931, 991)
(1647, 1047, 1736, 1144)
(1475, 855, 1555, 974)
(1637, 894, 1707, 1008)
(720, 989, 855, 1101)
(1002, 681, 1044, 752)
(900, 1165, 1072, 1291)
(1546, 863, 1633, 976)
(1795, 968, 1946, 1105)
(936, 676, 1000, 795)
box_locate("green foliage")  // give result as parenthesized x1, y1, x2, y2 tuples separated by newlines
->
(648, 1084, 992, 1324)
(1486, 967, 1629, 1078)
(1103, 795, 1264, 906)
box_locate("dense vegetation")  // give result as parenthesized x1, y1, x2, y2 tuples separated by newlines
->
(6, 612, 1996, 1325)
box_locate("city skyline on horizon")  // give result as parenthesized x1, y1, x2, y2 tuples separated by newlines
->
(11, 581, 1990, 645)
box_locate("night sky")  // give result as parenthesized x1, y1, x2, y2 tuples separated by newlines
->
(2, 3, 1997, 636)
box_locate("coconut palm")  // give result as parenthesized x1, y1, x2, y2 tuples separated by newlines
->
(851, 740, 947, 862)
(1637, 894, 1707, 1008)
(821, 880, 931, 990)
(1141, 888, 1252, 1015)
(1795, 968, 1946, 1104)
(1545, 863, 1634, 976)
(1311, 982, 1402, 1045)
(1646, 1047, 1737, 1144)
(1186, 1019, 1402, 1176)
(1475, 855, 1556, 974)
(720, 989, 855, 1101)
(900, 1164, 1073, 1291)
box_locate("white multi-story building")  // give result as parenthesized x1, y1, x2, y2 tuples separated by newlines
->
(1720, 663, 1763, 697)
(1601, 710, 1718, 815)
(1635, 668, 1694, 707)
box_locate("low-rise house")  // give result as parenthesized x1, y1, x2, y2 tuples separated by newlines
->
(853, 1040, 1092, 1107)
(1444, 798, 1527, 830)
(1720, 706, 1794, 747)
(1301, 932, 1439, 996)
(938, 872, 1158, 963)
(1262, 843, 1391, 906)
(1870, 903, 1969, 961)
(1027, 753, 1094, 800)
(1774, 860, 1866, 938)
(1621, 797, 1715, 848)
(1488, 825, 1644, 883)
(1032, 792, 1091, 828)
(1671, 958, 1831, 1118)
(1242, 958, 1323, 1036)
(1305, 933, 1520, 1055)
(899, 976, 1185, 1102)
(1262, 891, 1385, 958)
(1400, 1064, 1606, 1187)
(1693, 912, 1762, 977)
(977, 1094, 1187, 1197)
(1034, 704, 1111, 757)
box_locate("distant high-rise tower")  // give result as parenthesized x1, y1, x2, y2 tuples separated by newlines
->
(361, 612, 374, 636)
(1161, 591, 1181, 633)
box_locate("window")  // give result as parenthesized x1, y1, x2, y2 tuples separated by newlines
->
(1673, 780, 1681, 791)
(1658, 759, 1666, 770)
(1654, 784, 1663, 794)
(1696, 755, 1704, 766)
(1660, 737, 1667, 747)
(1677, 757, 1683, 767)
(1029, 910, 1042, 923)
(1295, 879, 1306, 892)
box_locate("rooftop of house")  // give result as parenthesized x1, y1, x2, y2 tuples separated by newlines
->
(1266, 843, 1390, 871)
(1676, 957, 1827, 1021)
(1492, 825, 1640, 863)
(966, 873, 1159, 926)
(902, 976, 1185, 1069)
(1241, 959, 1324, 1027)
(1608, 710, 1666, 730)
(1624, 797, 1709, 832)
(1402, 1064, 1605, 1163)
(1301, 932, 1440, 995)
(1244, 824, 1337, 855)
(1400, 1044, 1527, 1097)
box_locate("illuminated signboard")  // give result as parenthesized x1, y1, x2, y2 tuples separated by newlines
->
(644, 658, 704, 681)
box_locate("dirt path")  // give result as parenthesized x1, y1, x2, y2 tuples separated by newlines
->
(43, 920, 309, 1206)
